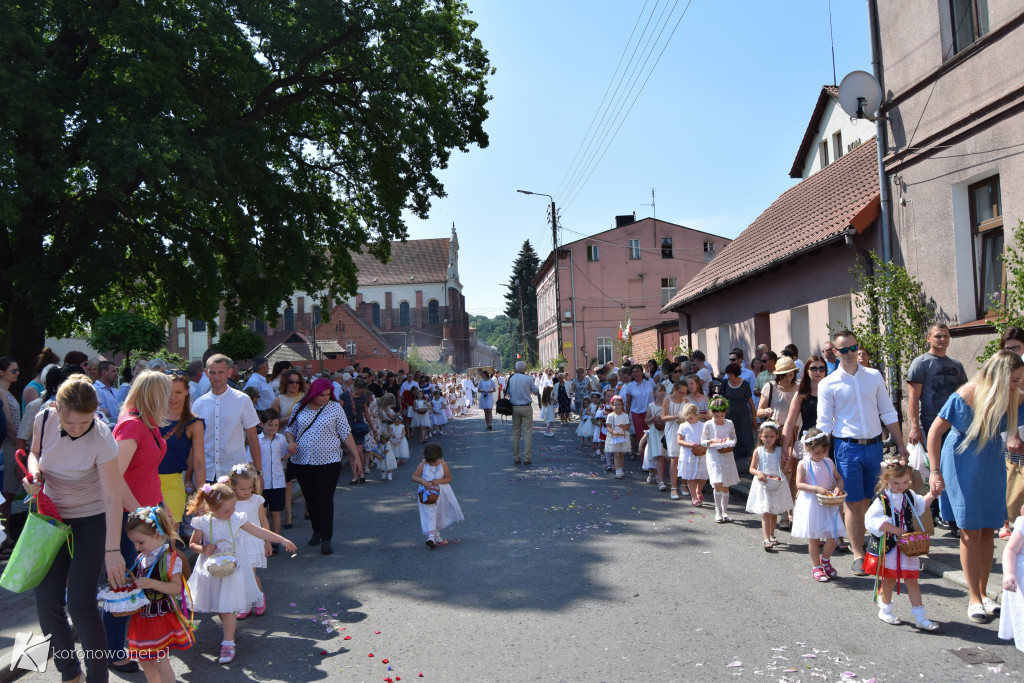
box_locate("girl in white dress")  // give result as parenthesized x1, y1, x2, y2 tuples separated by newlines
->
(643, 384, 667, 490)
(746, 422, 794, 550)
(411, 390, 431, 443)
(540, 386, 555, 436)
(676, 403, 708, 505)
(430, 391, 447, 436)
(1001, 504, 1024, 649)
(701, 397, 740, 522)
(389, 413, 410, 466)
(228, 464, 270, 619)
(575, 397, 593, 444)
(412, 443, 464, 548)
(187, 482, 296, 664)
(792, 429, 847, 584)
(605, 396, 632, 479)
(662, 380, 689, 500)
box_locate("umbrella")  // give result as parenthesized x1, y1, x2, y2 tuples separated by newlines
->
(15, 450, 63, 522)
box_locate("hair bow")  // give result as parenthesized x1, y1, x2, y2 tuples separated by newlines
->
(217, 475, 230, 484)
(231, 463, 249, 475)
(201, 483, 213, 494)
(760, 420, 780, 430)
(882, 456, 906, 468)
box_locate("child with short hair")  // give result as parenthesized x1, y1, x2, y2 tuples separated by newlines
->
(124, 506, 193, 680)
(605, 396, 632, 479)
(411, 443, 464, 548)
(792, 429, 847, 583)
(187, 483, 296, 664)
(701, 397, 739, 522)
(575, 397, 594, 445)
(865, 456, 938, 629)
(255, 409, 289, 555)
(540, 386, 555, 436)
(746, 421, 794, 550)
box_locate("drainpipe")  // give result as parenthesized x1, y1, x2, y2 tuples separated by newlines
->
(570, 254, 578, 369)
(683, 312, 693, 354)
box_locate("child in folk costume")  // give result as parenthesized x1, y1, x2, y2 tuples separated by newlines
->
(792, 429, 847, 584)
(575, 397, 594, 445)
(605, 396, 632, 479)
(124, 506, 193, 680)
(746, 421, 794, 551)
(412, 443, 464, 548)
(227, 464, 270, 620)
(643, 384, 668, 490)
(701, 397, 740, 522)
(865, 457, 938, 630)
(431, 390, 447, 436)
(411, 389, 432, 443)
(676, 403, 708, 505)
(1001, 504, 1024, 650)
(540, 386, 556, 436)
(187, 483, 296, 664)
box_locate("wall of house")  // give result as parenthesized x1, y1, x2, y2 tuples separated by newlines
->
(878, 2, 1024, 371)
(801, 99, 875, 178)
(630, 328, 659, 363)
(677, 231, 877, 372)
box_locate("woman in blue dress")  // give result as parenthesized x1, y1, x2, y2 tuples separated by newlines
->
(928, 350, 1024, 624)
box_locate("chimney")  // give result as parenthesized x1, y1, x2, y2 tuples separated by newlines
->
(615, 213, 636, 228)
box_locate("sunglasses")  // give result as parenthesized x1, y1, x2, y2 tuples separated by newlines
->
(287, 379, 301, 385)
(728, 357, 737, 362)
(760, 357, 769, 362)
(164, 370, 187, 377)
(808, 365, 827, 372)
(837, 344, 859, 354)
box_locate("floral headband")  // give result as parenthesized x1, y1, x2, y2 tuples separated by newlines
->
(131, 506, 165, 537)
(709, 397, 730, 412)
(800, 432, 830, 447)
(882, 456, 908, 469)
(760, 421, 780, 430)
(231, 463, 250, 476)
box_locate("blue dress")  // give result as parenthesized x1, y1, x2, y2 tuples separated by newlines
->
(938, 393, 1013, 529)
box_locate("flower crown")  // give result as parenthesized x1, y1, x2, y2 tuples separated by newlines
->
(760, 420, 780, 431)
(882, 456, 908, 469)
(801, 431, 830, 447)
(709, 397, 730, 412)
(130, 506, 165, 537)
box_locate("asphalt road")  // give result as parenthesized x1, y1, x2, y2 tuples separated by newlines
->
(84, 409, 1024, 682)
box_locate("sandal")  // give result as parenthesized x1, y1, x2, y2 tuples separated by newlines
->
(812, 567, 830, 582)
(837, 537, 850, 552)
(877, 612, 901, 625)
(763, 539, 774, 552)
(821, 558, 838, 578)
(769, 536, 780, 547)
(1000, 527, 1013, 540)
(670, 490, 681, 500)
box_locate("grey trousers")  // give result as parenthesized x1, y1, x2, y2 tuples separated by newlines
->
(511, 404, 534, 463)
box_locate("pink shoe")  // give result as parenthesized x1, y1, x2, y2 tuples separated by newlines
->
(236, 607, 252, 620)
(218, 643, 236, 664)
(253, 593, 266, 616)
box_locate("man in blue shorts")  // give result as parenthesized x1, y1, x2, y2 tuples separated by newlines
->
(817, 330, 909, 576)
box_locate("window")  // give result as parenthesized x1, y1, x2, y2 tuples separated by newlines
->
(819, 140, 830, 168)
(346, 341, 357, 356)
(833, 131, 844, 160)
(969, 175, 1003, 316)
(191, 319, 206, 332)
(283, 307, 294, 331)
(587, 245, 599, 261)
(176, 315, 186, 327)
(371, 302, 381, 328)
(628, 239, 641, 259)
(951, 0, 989, 54)
(428, 299, 440, 325)
(661, 237, 673, 259)
(596, 336, 612, 365)
(399, 301, 411, 326)
(249, 319, 266, 333)
(177, 332, 186, 348)
(661, 278, 677, 306)
(703, 241, 715, 254)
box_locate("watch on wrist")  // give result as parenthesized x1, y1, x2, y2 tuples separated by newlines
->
(255, 470, 263, 477)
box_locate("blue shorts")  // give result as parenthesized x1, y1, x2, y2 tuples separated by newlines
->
(833, 439, 883, 503)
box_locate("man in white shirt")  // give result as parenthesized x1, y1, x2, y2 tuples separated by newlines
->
(243, 356, 274, 410)
(94, 361, 120, 422)
(816, 330, 909, 575)
(728, 348, 757, 388)
(691, 350, 712, 395)
(186, 360, 205, 402)
(193, 354, 262, 482)
(507, 361, 540, 465)
(621, 364, 656, 460)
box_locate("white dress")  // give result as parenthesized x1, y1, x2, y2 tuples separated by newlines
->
(1000, 516, 1024, 649)
(389, 424, 410, 462)
(677, 420, 709, 479)
(411, 400, 432, 429)
(791, 457, 848, 541)
(575, 406, 594, 438)
(745, 447, 794, 515)
(642, 402, 664, 469)
(477, 379, 497, 410)
(418, 462, 464, 536)
(701, 420, 739, 487)
(234, 495, 268, 569)
(540, 403, 555, 423)
(431, 398, 448, 426)
(663, 398, 686, 458)
(188, 512, 262, 613)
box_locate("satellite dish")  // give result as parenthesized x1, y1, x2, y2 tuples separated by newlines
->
(838, 70, 882, 120)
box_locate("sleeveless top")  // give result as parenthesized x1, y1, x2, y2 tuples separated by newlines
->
(159, 417, 203, 474)
(799, 393, 818, 433)
(278, 394, 301, 423)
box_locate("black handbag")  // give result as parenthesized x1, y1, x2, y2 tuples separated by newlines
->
(495, 398, 514, 416)
(351, 421, 370, 438)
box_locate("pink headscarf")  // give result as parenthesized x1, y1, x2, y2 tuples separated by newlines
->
(295, 377, 336, 415)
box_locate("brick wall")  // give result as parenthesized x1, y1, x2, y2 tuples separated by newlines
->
(631, 328, 659, 363)
(316, 305, 399, 362)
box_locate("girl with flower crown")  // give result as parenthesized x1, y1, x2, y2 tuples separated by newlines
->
(701, 397, 740, 522)
(227, 464, 270, 620)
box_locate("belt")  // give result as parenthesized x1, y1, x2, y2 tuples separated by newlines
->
(512, 403, 531, 406)
(834, 435, 882, 445)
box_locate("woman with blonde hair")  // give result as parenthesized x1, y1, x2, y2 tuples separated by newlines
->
(928, 350, 1024, 624)
(105, 369, 172, 672)
(160, 370, 205, 525)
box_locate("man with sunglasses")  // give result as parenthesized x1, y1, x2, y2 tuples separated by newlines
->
(817, 330, 909, 576)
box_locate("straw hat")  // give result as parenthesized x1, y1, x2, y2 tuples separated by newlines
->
(773, 356, 798, 376)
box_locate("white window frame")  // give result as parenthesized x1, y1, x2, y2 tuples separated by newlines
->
(596, 336, 612, 365)
(346, 340, 357, 356)
(628, 239, 641, 259)
(587, 245, 599, 261)
(661, 277, 677, 306)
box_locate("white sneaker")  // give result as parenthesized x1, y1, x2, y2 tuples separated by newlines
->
(983, 598, 1001, 615)
(381, 471, 388, 480)
(615, 469, 624, 479)
(387, 472, 393, 481)
(714, 511, 724, 523)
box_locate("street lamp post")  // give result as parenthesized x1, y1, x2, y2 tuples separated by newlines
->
(517, 189, 562, 367)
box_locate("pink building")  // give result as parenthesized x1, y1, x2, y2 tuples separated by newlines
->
(532, 216, 731, 369)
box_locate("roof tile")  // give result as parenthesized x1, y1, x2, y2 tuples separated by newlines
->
(352, 238, 450, 286)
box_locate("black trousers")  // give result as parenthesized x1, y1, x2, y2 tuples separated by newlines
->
(291, 462, 342, 541)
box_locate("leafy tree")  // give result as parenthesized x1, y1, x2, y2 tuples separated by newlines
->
(129, 348, 186, 370)
(215, 329, 266, 363)
(406, 344, 452, 376)
(88, 312, 166, 366)
(468, 314, 518, 370)
(503, 241, 539, 365)
(0, 0, 493, 379)
(979, 220, 1024, 363)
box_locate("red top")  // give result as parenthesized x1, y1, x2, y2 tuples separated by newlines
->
(112, 415, 167, 511)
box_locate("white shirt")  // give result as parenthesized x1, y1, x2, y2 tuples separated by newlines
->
(193, 386, 260, 479)
(794, 358, 805, 382)
(696, 367, 712, 396)
(94, 380, 119, 422)
(816, 364, 899, 439)
(191, 373, 211, 402)
(244, 373, 274, 411)
(622, 378, 656, 414)
(254, 432, 289, 490)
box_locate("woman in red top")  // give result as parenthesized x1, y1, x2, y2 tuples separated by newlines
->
(104, 369, 172, 673)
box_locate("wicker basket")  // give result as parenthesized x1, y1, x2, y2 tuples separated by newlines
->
(762, 475, 783, 492)
(418, 485, 439, 505)
(816, 491, 847, 506)
(206, 553, 238, 578)
(896, 532, 930, 557)
(690, 445, 707, 457)
(718, 447, 734, 454)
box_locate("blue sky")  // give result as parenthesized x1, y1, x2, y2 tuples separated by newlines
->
(402, 1, 872, 317)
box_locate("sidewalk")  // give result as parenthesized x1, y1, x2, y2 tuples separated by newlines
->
(0, 495, 39, 683)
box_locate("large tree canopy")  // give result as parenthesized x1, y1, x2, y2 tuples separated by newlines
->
(0, 0, 492, 367)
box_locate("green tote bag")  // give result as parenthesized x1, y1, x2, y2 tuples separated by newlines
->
(0, 498, 72, 593)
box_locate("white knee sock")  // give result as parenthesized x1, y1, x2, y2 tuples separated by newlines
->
(878, 600, 895, 617)
(910, 605, 929, 623)
(713, 491, 723, 514)
(722, 491, 730, 513)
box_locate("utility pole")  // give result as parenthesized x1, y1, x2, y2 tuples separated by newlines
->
(518, 189, 563, 366)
